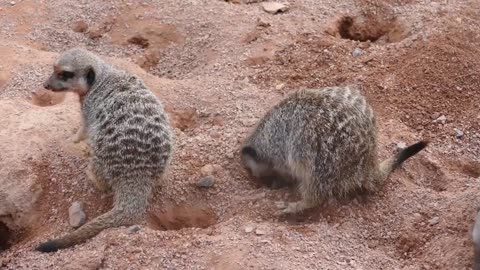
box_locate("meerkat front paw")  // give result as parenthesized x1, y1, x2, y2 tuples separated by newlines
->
(72, 135, 83, 143)
(275, 201, 289, 210)
(280, 202, 300, 215)
(278, 201, 310, 215)
(71, 128, 87, 143)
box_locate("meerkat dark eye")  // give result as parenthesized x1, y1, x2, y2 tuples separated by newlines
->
(59, 71, 75, 81)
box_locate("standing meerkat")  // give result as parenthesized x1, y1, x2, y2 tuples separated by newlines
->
(37, 48, 173, 252)
(241, 86, 428, 215)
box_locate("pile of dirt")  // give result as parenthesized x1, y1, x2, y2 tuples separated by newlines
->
(253, 17, 480, 145)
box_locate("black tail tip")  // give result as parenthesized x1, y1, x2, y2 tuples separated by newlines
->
(36, 240, 61, 253)
(396, 140, 429, 166)
(409, 140, 429, 152)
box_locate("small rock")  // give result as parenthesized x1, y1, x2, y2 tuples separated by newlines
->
(255, 228, 266, 235)
(245, 225, 255, 233)
(69, 201, 87, 228)
(200, 164, 215, 176)
(197, 176, 215, 188)
(72, 20, 89, 33)
(396, 141, 407, 150)
(275, 83, 285, 90)
(262, 2, 288, 14)
(454, 128, 464, 139)
(433, 115, 447, 124)
(431, 112, 441, 120)
(352, 48, 363, 57)
(128, 225, 141, 234)
(10, 1, 15, 6)
(429, 216, 440, 225)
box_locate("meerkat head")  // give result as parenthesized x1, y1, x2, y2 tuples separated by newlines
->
(241, 146, 271, 178)
(43, 48, 102, 96)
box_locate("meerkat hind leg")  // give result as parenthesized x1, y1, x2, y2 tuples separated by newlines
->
(279, 199, 318, 215)
(278, 183, 320, 215)
(86, 161, 110, 192)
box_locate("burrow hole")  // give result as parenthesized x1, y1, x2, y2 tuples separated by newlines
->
(0, 221, 12, 252)
(337, 15, 408, 43)
(147, 203, 217, 231)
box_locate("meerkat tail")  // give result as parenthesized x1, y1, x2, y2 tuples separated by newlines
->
(379, 140, 428, 180)
(36, 186, 149, 253)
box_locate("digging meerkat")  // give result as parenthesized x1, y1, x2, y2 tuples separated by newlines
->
(240, 86, 428, 215)
(37, 47, 174, 252)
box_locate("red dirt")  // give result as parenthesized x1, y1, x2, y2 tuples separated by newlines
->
(1, 0, 480, 269)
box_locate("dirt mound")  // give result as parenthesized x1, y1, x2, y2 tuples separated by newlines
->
(29, 89, 66, 107)
(253, 18, 480, 144)
(2, 0, 480, 269)
(373, 24, 480, 134)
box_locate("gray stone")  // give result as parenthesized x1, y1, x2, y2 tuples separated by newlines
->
(128, 225, 141, 234)
(352, 48, 363, 57)
(429, 216, 439, 225)
(245, 225, 255, 233)
(69, 201, 87, 228)
(431, 112, 440, 120)
(197, 176, 215, 188)
(396, 142, 407, 150)
(262, 2, 288, 14)
(433, 115, 447, 124)
(454, 128, 464, 139)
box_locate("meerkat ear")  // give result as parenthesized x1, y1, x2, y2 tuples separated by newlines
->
(86, 66, 96, 87)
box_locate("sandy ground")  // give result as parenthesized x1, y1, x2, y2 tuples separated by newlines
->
(1, 0, 480, 269)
